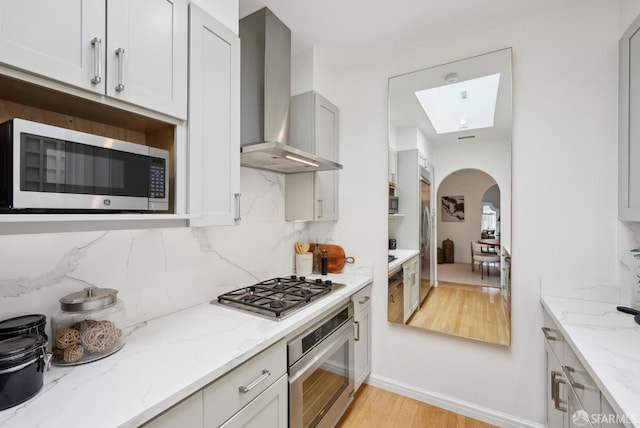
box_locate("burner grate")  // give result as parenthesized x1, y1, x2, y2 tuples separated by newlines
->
(216, 276, 343, 319)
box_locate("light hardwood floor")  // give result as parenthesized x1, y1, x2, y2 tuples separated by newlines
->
(408, 281, 510, 346)
(337, 384, 495, 428)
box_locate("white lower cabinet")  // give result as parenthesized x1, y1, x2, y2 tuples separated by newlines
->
(218, 375, 287, 428)
(142, 391, 204, 428)
(352, 284, 372, 392)
(402, 256, 419, 322)
(204, 340, 286, 427)
(542, 307, 627, 428)
(141, 340, 286, 428)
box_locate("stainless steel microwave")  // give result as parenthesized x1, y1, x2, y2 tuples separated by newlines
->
(0, 119, 169, 212)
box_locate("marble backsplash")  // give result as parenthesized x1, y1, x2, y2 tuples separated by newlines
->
(0, 168, 312, 329)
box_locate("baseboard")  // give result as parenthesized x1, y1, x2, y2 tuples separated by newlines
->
(366, 374, 544, 428)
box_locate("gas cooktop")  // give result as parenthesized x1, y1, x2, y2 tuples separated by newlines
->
(215, 276, 345, 319)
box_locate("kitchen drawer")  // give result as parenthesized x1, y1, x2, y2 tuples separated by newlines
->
(542, 308, 564, 362)
(563, 341, 601, 420)
(203, 339, 286, 427)
(352, 284, 372, 314)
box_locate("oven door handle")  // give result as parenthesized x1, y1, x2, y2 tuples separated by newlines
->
(288, 319, 354, 385)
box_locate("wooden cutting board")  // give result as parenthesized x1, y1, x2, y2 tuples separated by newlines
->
(308, 243, 355, 273)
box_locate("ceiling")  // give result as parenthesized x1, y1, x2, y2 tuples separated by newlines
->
(239, 0, 568, 66)
(237, 0, 557, 145)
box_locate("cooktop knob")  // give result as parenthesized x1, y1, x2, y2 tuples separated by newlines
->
(325, 280, 332, 285)
(290, 275, 297, 280)
(299, 276, 306, 281)
(315, 278, 322, 284)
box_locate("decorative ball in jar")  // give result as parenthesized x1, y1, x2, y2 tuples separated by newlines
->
(51, 287, 125, 366)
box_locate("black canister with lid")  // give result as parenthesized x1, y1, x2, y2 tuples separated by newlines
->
(0, 334, 49, 410)
(0, 314, 47, 341)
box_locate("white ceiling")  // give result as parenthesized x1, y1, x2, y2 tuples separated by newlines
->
(238, 0, 568, 66)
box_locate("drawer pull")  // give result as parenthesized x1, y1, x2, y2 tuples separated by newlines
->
(239, 369, 270, 394)
(541, 327, 558, 341)
(358, 296, 371, 304)
(551, 370, 567, 412)
(563, 366, 585, 390)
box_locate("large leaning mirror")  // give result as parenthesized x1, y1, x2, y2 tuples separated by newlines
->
(387, 48, 512, 346)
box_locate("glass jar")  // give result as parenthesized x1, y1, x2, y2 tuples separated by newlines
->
(51, 287, 125, 366)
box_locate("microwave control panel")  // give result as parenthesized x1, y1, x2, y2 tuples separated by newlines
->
(149, 158, 166, 199)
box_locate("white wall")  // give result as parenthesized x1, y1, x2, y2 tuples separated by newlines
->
(319, 1, 621, 425)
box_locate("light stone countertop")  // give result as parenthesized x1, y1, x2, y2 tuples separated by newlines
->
(388, 248, 419, 273)
(0, 273, 373, 428)
(541, 295, 640, 427)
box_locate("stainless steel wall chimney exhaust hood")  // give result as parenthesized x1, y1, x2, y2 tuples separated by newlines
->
(239, 8, 343, 174)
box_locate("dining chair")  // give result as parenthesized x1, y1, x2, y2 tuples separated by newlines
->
(471, 241, 500, 279)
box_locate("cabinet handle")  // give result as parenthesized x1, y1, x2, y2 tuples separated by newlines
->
(354, 321, 360, 341)
(563, 366, 585, 390)
(317, 199, 323, 218)
(239, 369, 270, 393)
(551, 370, 567, 412)
(115, 48, 125, 92)
(541, 327, 558, 341)
(234, 193, 241, 221)
(358, 296, 371, 304)
(90, 37, 102, 84)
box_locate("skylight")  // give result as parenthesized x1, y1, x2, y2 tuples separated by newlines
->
(414, 73, 501, 135)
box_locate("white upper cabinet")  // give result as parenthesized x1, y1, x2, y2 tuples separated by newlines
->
(0, 0, 187, 119)
(0, 0, 106, 94)
(187, 4, 240, 227)
(285, 91, 339, 221)
(620, 13, 640, 221)
(106, 0, 187, 119)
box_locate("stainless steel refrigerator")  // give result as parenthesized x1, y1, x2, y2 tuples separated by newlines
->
(419, 167, 433, 304)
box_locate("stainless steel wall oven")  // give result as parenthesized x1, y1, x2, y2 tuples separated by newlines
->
(287, 301, 355, 428)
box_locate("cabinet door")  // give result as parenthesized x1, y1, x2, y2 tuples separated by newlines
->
(354, 306, 371, 392)
(619, 14, 640, 220)
(353, 285, 372, 391)
(313, 94, 339, 221)
(314, 171, 338, 221)
(187, 4, 240, 227)
(106, 0, 187, 119)
(0, 0, 105, 94)
(402, 257, 418, 321)
(142, 391, 203, 428)
(600, 397, 626, 428)
(218, 375, 288, 428)
(286, 92, 339, 222)
(388, 149, 398, 185)
(546, 346, 568, 428)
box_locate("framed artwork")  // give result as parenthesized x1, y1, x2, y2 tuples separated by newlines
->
(441, 195, 464, 221)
